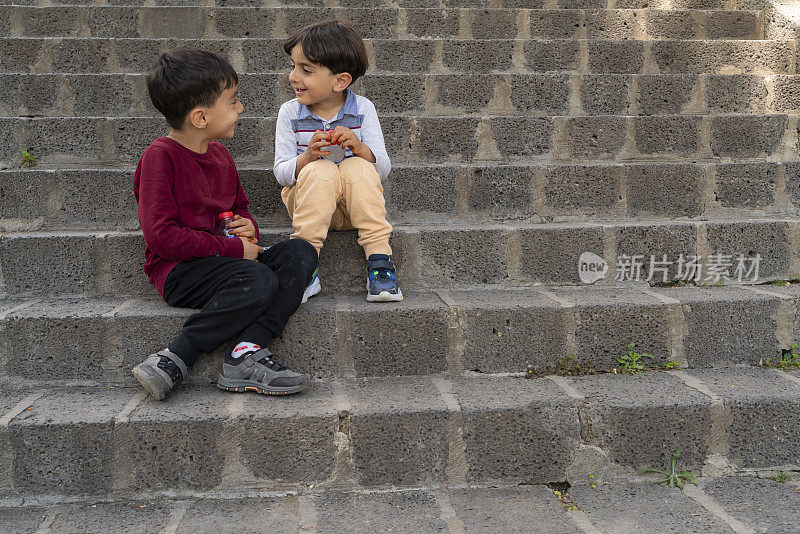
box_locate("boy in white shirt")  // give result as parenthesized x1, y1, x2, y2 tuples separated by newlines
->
(273, 19, 402, 303)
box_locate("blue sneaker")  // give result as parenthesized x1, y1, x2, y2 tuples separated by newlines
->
(302, 267, 321, 304)
(366, 254, 403, 302)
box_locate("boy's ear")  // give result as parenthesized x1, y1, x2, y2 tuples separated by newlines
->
(333, 72, 352, 92)
(187, 107, 207, 130)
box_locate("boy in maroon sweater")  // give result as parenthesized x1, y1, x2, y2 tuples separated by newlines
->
(132, 48, 317, 401)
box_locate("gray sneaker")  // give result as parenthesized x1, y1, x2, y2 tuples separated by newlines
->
(217, 348, 310, 396)
(132, 350, 187, 401)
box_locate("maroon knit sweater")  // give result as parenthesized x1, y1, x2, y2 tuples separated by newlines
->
(133, 137, 259, 297)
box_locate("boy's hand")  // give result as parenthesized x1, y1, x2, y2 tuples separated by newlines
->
(240, 237, 264, 261)
(228, 214, 256, 239)
(304, 130, 333, 159)
(329, 126, 374, 162)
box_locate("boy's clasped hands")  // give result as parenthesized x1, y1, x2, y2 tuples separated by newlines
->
(226, 215, 263, 260)
(306, 126, 373, 160)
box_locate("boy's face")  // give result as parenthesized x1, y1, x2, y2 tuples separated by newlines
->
(288, 45, 347, 108)
(202, 84, 243, 139)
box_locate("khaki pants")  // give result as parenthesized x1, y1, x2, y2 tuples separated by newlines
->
(281, 157, 392, 258)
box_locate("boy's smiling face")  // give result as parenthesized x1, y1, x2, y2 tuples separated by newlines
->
(202, 83, 243, 139)
(289, 44, 350, 115)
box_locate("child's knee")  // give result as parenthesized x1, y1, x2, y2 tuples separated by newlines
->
(339, 157, 380, 186)
(298, 159, 338, 185)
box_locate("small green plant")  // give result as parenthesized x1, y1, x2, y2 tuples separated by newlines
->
(617, 342, 653, 375)
(552, 489, 579, 511)
(526, 355, 597, 379)
(638, 447, 698, 488)
(588, 474, 596, 488)
(761, 343, 800, 371)
(20, 149, 36, 168)
(773, 470, 793, 483)
(665, 360, 681, 369)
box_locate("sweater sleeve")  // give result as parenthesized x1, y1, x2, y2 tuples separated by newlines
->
(273, 102, 299, 187)
(135, 147, 244, 260)
(359, 98, 391, 181)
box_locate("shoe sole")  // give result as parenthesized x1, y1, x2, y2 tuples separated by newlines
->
(217, 375, 309, 396)
(366, 284, 404, 302)
(301, 276, 321, 304)
(132, 364, 170, 401)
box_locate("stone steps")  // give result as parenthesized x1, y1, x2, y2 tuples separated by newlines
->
(3, 161, 798, 231)
(0, 218, 794, 297)
(4, 72, 799, 118)
(0, 368, 797, 498)
(0, 113, 794, 168)
(1, 284, 799, 385)
(1, 37, 794, 75)
(0, 6, 764, 40)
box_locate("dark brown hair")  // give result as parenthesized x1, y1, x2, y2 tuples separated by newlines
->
(283, 19, 368, 87)
(146, 48, 238, 130)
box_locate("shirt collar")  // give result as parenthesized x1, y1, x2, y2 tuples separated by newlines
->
(298, 89, 358, 121)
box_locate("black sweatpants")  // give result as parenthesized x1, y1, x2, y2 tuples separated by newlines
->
(162, 238, 317, 367)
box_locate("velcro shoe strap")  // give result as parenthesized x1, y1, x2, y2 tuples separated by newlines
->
(368, 259, 394, 272)
(158, 350, 188, 378)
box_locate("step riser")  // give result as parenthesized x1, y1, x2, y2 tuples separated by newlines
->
(1, 286, 796, 383)
(0, 115, 794, 168)
(0, 39, 793, 75)
(0, 220, 794, 296)
(0, 7, 763, 40)
(2, 369, 797, 497)
(4, 73, 800, 118)
(2, 162, 796, 229)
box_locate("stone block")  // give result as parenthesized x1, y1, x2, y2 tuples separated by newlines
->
(418, 228, 508, 286)
(19, 6, 81, 37)
(450, 487, 581, 534)
(519, 225, 604, 284)
(115, 39, 173, 74)
(651, 41, 793, 74)
(47, 502, 172, 533)
(510, 74, 571, 115)
(237, 383, 337, 482)
(436, 75, 496, 113)
(406, 8, 459, 37)
(580, 74, 630, 115)
(542, 164, 620, 214)
(383, 165, 458, 219)
(177, 498, 299, 533)
(571, 484, 730, 532)
(348, 377, 448, 486)
(344, 293, 448, 377)
(635, 74, 696, 115)
(237, 168, 287, 225)
(589, 40, 644, 74)
(112, 118, 169, 165)
(625, 163, 704, 217)
(243, 39, 289, 72)
(453, 377, 580, 483)
(237, 74, 279, 117)
(126, 388, 228, 491)
(214, 7, 275, 38)
(554, 287, 671, 368)
(786, 161, 800, 205)
(703, 477, 800, 532)
(688, 368, 800, 468)
(443, 40, 514, 73)
(451, 289, 568, 372)
(0, 507, 47, 533)
(586, 10, 642, 40)
(340, 9, 398, 39)
(9, 389, 128, 495)
(380, 116, 413, 164)
(373, 40, 435, 72)
(283, 8, 336, 36)
(647, 11, 698, 39)
(1, 299, 116, 380)
(705, 220, 790, 280)
(470, 9, 517, 39)
(562, 116, 626, 159)
(633, 116, 701, 156)
(268, 297, 339, 380)
(0, 75, 60, 116)
(0, 39, 42, 72)
(74, 74, 136, 117)
(615, 222, 697, 282)
(656, 286, 779, 366)
(528, 9, 581, 39)
(98, 232, 153, 297)
(141, 7, 206, 38)
(468, 165, 535, 218)
(524, 40, 581, 72)
(704, 10, 759, 39)
(315, 491, 447, 532)
(86, 6, 141, 39)
(493, 117, 553, 158)
(771, 75, 800, 112)
(361, 74, 424, 114)
(715, 162, 777, 209)
(706, 74, 768, 113)
(570, 373, 712, 469)
(217, 117, 274, 165)
(27, 119, 103, 165)
(416, 117, 478, 163)
(0, 234, 95, 296)
(0, 170, 51, 220)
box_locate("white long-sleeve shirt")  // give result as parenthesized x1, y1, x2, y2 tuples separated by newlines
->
(273, 89, 391, 187)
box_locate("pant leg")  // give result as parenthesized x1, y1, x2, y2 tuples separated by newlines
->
(163, 257, 280, 367)
(236, 238, 318, 345)
(281, 159, 342, 255)
(337, 156, 392, 258)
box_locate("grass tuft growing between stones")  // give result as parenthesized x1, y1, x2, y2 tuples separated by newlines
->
(639, 447, 698, 489)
